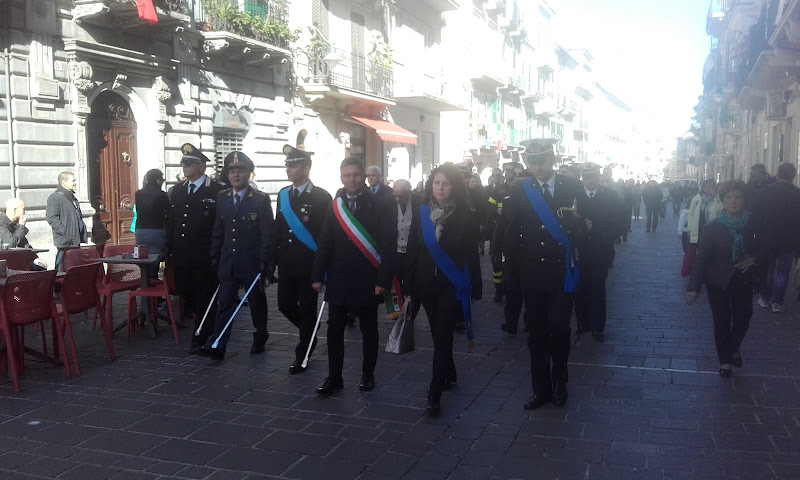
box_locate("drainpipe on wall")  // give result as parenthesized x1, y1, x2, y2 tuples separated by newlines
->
(2, 48, 16, 198)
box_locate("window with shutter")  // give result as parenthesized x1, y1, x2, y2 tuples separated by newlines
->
(312, 0, 329, 39)
(213, 128, 245, 175)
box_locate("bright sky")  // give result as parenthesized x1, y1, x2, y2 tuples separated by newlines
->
(553, 0, 712, 140)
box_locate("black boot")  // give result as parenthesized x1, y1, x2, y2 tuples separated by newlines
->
(250, 332, 268, 354)
(493, 283, 504, 303)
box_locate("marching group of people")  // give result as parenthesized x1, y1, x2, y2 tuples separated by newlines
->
(8, 135, 799, 414)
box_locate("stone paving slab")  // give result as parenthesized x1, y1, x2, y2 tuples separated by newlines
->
(1, 206, 800, 479)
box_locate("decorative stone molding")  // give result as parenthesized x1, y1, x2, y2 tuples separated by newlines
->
(72, 2, 108, 23)
(68, 60, 94, 93)
(153, 76, 172, 103)
(204, 39, 229, 53)
(112, 73, 127, 90)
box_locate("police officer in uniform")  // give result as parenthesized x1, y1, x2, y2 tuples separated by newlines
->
(504, 139, 585, 410)
(200, 152, 274, 361)
(575, 162, 619, 342)
(488, 165, 516, 304)
(273, 145, 332, 374)
(166, 144, 225, 354)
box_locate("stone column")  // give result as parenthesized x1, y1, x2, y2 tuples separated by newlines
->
(67, 60, 95, 203)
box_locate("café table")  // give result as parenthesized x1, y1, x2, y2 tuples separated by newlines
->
(94, 254, 162, 338)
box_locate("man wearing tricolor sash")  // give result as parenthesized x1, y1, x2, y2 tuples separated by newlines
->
(311, 157, 397, 396)
(273, 145, 331, 374)
(504, 138, 586, 411)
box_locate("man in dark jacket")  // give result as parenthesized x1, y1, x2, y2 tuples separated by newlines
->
(642, 180, 663, 232)
(752, 162, 800, 313)
(273, 145, 332, 374)
(166, 144, 225, 354)
(366, 166, 393, 199)
(746, 163, 777, 210)
(201, 151, 274, 361)
(1, 198, 31, 249)
(505, 138, 586, 410)
(311, 157, 396, 396)
(392, 179, 421, 323)
(576, 163, 618, 342)
(46, 171, 86, 271)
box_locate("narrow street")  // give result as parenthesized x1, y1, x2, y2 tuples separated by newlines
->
(1, 208, 800, 480)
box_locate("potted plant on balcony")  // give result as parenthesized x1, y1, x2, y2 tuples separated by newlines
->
(367, 34, 393, 97)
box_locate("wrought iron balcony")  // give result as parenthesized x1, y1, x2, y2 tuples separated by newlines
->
(300, 47, 394, 100)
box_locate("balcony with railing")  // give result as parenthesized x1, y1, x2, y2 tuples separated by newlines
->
(297, 46, 394, 104)
(72, 0, 192, 28)
(394, 66, 466, 112)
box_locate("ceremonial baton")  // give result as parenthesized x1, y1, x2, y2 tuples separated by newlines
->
(194, 285, 220, 337)
(301, 300, 327, 368)
(211, 273, 262, 349)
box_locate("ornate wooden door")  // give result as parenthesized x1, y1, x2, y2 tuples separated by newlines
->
(88, 92, 138, 246)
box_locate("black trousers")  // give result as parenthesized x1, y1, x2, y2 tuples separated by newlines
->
(706, 278, 752, 364)
(397, 253, 421, 322)
(421, 282, 460, 399)
(278, 274, 319, 362)
(522, 274, 574, 396)
(645, 206, 659, 230)
(326, 303, 378, 381)
(175, 265, 219, 347)
(575, 262, 609, 333)
(503, 267, 523, 329)
(205, 273, 268, 350)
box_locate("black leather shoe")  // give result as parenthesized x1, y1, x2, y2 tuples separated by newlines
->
(523, 393, 552, 410)
(316, 378, 344, 396)
(552, 385, 568, 407)
(250, 332, 268, 354)
(592, 330, 608, 342)
(454, 322, 465, 332)
(289, 363, 306, 375)
(359, 374, 375, 392)
(500, 323, 517, 335)
(189, 344, 204, 355)
(719, 364, 732, 378)
(198, 346, 225, 361)
(731, 353, 742, 368)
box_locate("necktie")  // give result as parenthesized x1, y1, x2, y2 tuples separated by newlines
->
(542, 183, 553, 203)
(372, 186, 378, 194)
(234, 193, 241, 207)
(348, 197, 357, 212)
(292, 187, 300, 202)
(189, 183, 196, 195)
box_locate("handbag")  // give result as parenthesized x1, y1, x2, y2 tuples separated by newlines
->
(386, 297, 415, 354)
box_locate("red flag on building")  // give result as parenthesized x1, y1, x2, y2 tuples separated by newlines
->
(137, 0, 158, 24)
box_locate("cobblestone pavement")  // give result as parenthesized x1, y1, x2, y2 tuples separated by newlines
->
(2, 207, 800, 480)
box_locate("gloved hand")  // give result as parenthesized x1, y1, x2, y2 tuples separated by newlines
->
(260, 261, 276, 284)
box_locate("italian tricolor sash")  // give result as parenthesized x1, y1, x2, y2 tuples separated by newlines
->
(332, 197, 404, 317)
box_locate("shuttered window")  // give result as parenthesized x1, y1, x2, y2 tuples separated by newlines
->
(213, 128, 245, 175)
(312, 0, 329, 39)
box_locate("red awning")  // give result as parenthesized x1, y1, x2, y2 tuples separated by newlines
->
(348, 115, 418, 145)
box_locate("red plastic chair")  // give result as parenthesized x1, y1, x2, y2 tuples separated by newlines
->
(126, 260, 180, 344)
(98, 244, 141, 334)
(0, 270, 71, 392)
(63, 246, 102, 271)
(0, 250, 33, 271)
(57, 263, 115, 364)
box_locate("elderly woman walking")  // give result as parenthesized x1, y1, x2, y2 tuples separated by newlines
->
(686, 180, 756, 378)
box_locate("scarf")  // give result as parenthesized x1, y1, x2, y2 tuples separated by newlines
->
(700, 194, 711, 213)
(717, 210, 749, 262)
(429, 199, 456, 242)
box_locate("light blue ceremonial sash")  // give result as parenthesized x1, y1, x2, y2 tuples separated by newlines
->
(419, 204, 474, 342)
(279, 187, 317, 252)
(522, 179, 579, 293)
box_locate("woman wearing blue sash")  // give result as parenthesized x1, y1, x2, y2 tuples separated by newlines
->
(406, 165, 482, 416)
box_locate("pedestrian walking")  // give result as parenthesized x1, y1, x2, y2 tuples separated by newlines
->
(488, 166, 514, 303)
(392, 179, 422, 324)
(752, 162, 800, 313)
(134, 169, 170, 278)
(167, 144, 225, 354)
(46, 171, 87, 272)
(685, 179, 723, 278)
(687, 180, 756, 378)
(311, 157, 396, 396)
(575, 162, 618, 342)
(273, 145, 332, 374)
(505, 138, 586, 410)
(200, 151, 274, 361)
(642, 180, 663, 232)
(405, 164, 482, 416)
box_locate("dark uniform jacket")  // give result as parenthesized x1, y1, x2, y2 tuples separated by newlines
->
(405, 204, 482, 300)
(46, 186, 86, 248)
(751, 181, 800, 256)
(211, 187, 274, 280)
(166, 176, 225, 268)
(311, 188, 396, 308)
(503, 175, 586, 290)
(371, 183, 393, 200)
(0, 212, 30, 248)
(577, 185, 619, 269)
(273, 182, 332, 278)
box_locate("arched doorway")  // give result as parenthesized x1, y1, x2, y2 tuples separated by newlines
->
(87, 91, 138, 246)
